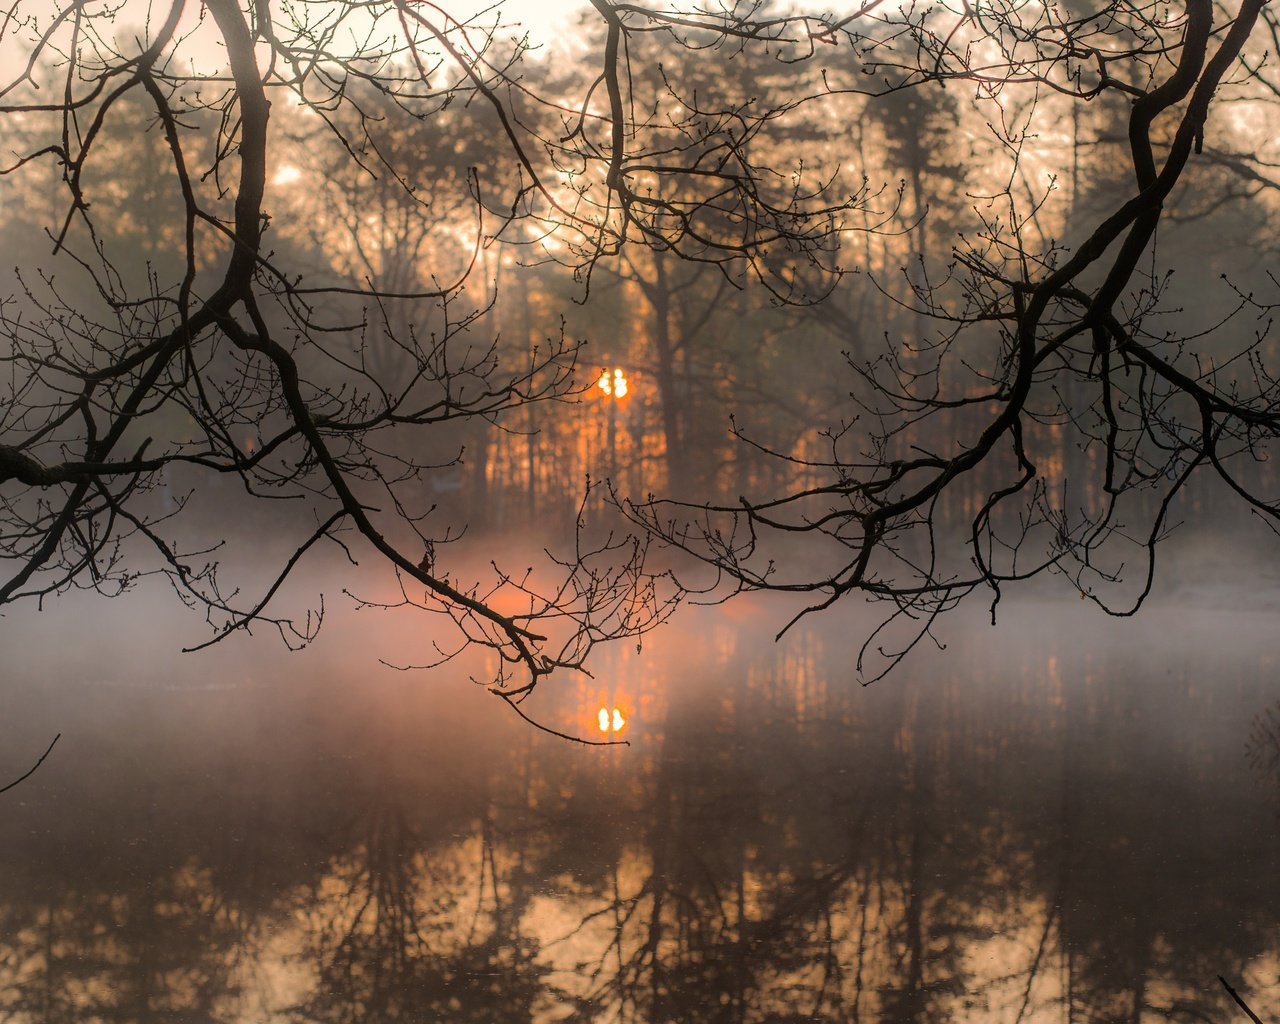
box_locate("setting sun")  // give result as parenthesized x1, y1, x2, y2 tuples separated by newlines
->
(597, 368, 629, 398)
(597, 706, 626, 733)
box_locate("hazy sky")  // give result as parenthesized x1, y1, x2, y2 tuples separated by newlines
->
(0, 1, 597, 79)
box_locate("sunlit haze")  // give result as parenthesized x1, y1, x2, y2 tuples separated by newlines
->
(3, 0, 1280, 1019)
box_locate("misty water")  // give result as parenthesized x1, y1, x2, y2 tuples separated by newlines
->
(2, 569, 1278, 1023)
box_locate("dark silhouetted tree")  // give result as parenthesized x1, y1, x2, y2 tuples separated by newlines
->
(5, 0, 1280, 694)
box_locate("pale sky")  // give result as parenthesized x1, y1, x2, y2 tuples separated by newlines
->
(1, 1, 598, 81)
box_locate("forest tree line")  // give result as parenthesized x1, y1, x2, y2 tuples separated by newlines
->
(4, 0, 1280, 682)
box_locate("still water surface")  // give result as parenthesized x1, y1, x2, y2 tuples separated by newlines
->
(2, 595, 1277, 1022)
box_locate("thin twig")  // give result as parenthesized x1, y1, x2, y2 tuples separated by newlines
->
(498, 693, 628, 747)
(0, 733, 61, 796)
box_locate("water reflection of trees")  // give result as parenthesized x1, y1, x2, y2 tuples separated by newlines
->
(0, 619, 1276, 1021)
(287, 797, 546, 1023)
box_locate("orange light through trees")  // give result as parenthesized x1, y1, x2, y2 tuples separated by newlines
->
(597, 706, 626, 734)
(597, 368, 628, 399)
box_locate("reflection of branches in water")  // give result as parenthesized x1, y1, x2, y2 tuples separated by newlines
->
(1, 622, 1278, 1020)
(1220, 976, 1267, 1024)
(537, 826, 984, 1023)
(288, 797, 545, 1023)
(1247, 702, 1280, 789)
(528, 686, 980, 1023)
(0, 862, 242, 1022)
(516, 628, 1280, 1024)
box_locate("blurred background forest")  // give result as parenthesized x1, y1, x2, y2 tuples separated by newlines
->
(3, 5, 1275, 564)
